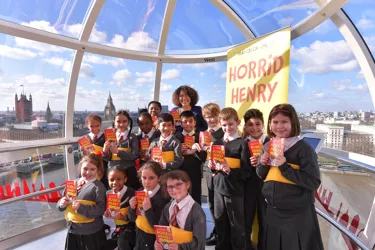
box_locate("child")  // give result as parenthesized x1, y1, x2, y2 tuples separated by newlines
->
(105, 166, 136, 250)
(257, 104, 323, 250)
(128, 161, 168, 250)
(174, 111, 206, 204)
(85, 114, 109, 189)
(103, 110, 140, 190)
(149, 113, 183, 171)
(154, 170, 206, 250)
(243, 109, 269, 250)
(57, 154, 107, 250)
(211, 107, 250, 250)
(202, 103, 224, 246)
(137, 112, 161, 165)
(148, 101, 162, 117)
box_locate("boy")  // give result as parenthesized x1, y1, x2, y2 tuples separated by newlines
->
(174, 111, 206, 204)
(202, 103, 224, 245)
(149, 113, 183, 171)
(211, 107, 250, 250)
(243, 109, 268, 250)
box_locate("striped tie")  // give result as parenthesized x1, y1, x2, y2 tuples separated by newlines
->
(93, 135, 97, 143)
(76, 180, 85, 191)
(170, 204, 180, 228)
(209, 129, 215, 133)
(161, 140, 167, 147)
(118, 135, 123, 144)
(225, 137, 229, 143)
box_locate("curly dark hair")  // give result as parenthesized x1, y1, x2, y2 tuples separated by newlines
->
(172, 85, 199, 107)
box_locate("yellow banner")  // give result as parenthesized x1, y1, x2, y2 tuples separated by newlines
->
(225, 27, 291, 126)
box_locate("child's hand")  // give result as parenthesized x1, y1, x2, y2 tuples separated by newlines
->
(110, 145, 119, 154)
(103, 141, 111, 153)
(72, 200, 80, 211)
(260, 152, 270, 165)
(221, 159, 231, 175)
(250, 156, 258, 167)
(181, 143, 188, 154)
(154, 241, 164, 250)
(192, 143, 201, 152)
(129, 196, 137, 209)
(60, 197, 70, 207)
(275, 155, 286, 166)
(103, 210, 109, 218)
(139, 150, 146, 158)
(168, 243, 179, 250)
(142, 196, 152, 211)
(208, 160, 214, 169)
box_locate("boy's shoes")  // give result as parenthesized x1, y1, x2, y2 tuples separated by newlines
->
(103, 224, 111, 234)
(205, 233, 217, 246)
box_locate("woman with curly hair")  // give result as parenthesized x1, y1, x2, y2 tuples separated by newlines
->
(171, 85, 208, 133)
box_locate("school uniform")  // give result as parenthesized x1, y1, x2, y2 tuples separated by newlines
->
(256, 137, 323, 250)
(104, 129, 140, 190)
(106, 186, 136, 250)
(149, 134, 183, 171)
(243, 134, 269, 250)
(137, 128, 161, 166)
(171, 106, 208, 133)
(212, 133, 251, 250)
(128, 185, 169, 250)
(175, 130, 206, 204)
(158, 194, 206, 250)
(57, 179, 107, 250)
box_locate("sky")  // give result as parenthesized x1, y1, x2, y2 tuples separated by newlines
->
(0, 0, 374, 114)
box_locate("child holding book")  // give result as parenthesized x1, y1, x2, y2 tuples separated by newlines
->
(210, 107, 250, 250)
(137, 112, 161, 165)
(103, 110, 140, 190)
(105, 166, 136, 250)
(149, 113, 183, 171)
(57, 154, 107, 250)
(128, 161, 168, 250)
(174, 110, 206, 204)
(243, 109, 269, 250)
(154, 170, 206, 250)
(257, 104, 323, 250)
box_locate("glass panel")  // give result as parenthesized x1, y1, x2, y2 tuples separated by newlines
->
(73, 54, 157, 136)
(0, 0, 93, 39)
(160, 62, 227, 109)
(344, 1, 375, 60)
(165, 0, 246, 54)
(0, 199, 64, 241)
(89, 0, 167, 52)
(0, 34, 73, 142)
(224, 0, 320, 37)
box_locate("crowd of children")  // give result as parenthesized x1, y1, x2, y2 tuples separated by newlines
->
(58, 97, 323, 250)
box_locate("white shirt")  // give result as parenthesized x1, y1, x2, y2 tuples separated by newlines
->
(169, 194, 195, 229)
(142, 127, 156, 139)
(224, 131, 240, 142)
(116, 129, 129, 142)
(182, 129, 195, 136)
(89, 132, 103, 141)
(159, 133, 173, 144)
(113, 185, 128, 200)
(247, 134, 266, 143)
(145, 184, 160, 199)
(207, 125, 221, 132)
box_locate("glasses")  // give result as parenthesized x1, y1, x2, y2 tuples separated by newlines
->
(166, 182, 184, 191)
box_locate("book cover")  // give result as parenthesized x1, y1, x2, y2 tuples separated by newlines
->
(199, 131, 212, 150)
(183, 135, 195, 155)
(106, 193, 121, 218)
(248, 140, 263, 157)
(210, 145, 225, 170)
(151, 146, 163, 163)
(267, 138, 285, 165)
(77, 136, 95, 155)
(154, 225, 174, 249)
(65, 180, 77, 202)
(140, 138, 150, 160)
(135, 191, 147, 216)
(170, 109, 180, 123)
(104, 128, 117, 146)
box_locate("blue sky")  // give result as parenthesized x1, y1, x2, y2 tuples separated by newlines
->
(0, 0, 374, 114)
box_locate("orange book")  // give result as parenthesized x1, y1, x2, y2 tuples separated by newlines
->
(210, 145, 225, 170)
(77, 136, 95, 155)
(170, 109, 180, 123)
(199, 131, 212, 150)
(140, 138, 150, 160)
(65, 180, 77, 201)
(152, 116, 158, 127)
(135, 191, 147, 216)
(183, 135, 195, 155)
(248, 140, 263, 157)
(104, 128, 117, 147)
(267, 138, 284, 165)
(106, 193, 121, 218)
(154, 225, 174, 248)
(151, 146, 163, 163)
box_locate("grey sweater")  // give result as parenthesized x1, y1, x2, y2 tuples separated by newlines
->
(159, 201, 206, 250)
(104, 133, 139, 169)
(149, 135, 183, 170)
(57, 179, 106, 235)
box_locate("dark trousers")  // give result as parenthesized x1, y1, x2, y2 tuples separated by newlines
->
(214, 192, 246, 250)
(125, 167, 141, 190)
(182, 165, 202, 204)
(65, 228, 106, 250)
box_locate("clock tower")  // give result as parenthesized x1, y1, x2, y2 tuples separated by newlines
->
(104, 91, 116, 121)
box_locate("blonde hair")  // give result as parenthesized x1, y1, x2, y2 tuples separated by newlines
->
(219, 107, 239, 121)
(202, 103, 221, 117)
(78, 154, 104, 180)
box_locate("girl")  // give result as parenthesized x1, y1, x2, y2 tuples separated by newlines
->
(257, 104, 323, 250)
(57, 153, 107, 250)
(128, 161, 168, 250)
(105, 166, 136, 250)
(103, 110, 140, 190)
(155, 170, 206, 250)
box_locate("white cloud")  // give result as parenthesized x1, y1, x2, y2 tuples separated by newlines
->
(43, 57, 66, 66)
(357, 70, 364, 79)
(136, 77, 153, 84)
(357, 18, 375, 30)
(220, 72, 226, 79)
(136, 71, 154, 78)
(333, 79, 367, 91)
(16, 74, 66, 86)
(161, 69, 180, 80)
(200, 72, 206, 76)
(191, 63, 220, 71)
(83, 54, 124, 67)
(278, 17, 294, 27)
(15, 37, 65, 53)
(21, 20, 58, 34)
(109, 31, 157, 51)
(313, 20, 334, 34)
(65, 24, 107, 43)
(90, 80, 103, 85)
(160, 82, 173, 92)
(291, 40, 359, 74)
(0, 45, 37, 60)
(113, 69, 132, 82)
(312, 91, 325, 99)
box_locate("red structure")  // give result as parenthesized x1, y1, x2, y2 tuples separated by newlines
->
(15, 92, 33, 123)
